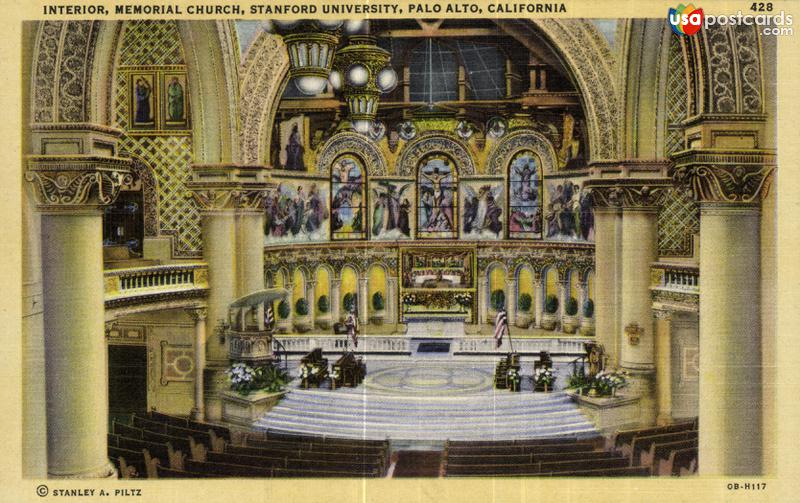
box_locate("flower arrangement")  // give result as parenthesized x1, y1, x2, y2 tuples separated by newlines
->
(534, 367, 557, 389)
(566, 366, 589, 390)
(583, 299, 594, 318)
(277, 300, 291, 319)
(317, 295, 330, 314)
(343, 292, 357, 313)
(295, 298, 309, 316)
(592, 369, 629, 396)
(565, 297, 579, 316)
(402, 293, 417, 305)
(454, 292, 472, 308)
(490, 289, 505, 311)
(372, 291, 385, 311)
(545, 294, 559, 314)
(225, 363, 289, 395)
(518, 293, 532, 312)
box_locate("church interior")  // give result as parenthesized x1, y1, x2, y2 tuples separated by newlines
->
(21, 18, 777, 479)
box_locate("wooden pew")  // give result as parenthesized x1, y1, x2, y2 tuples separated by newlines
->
(108, 446, 160, 478)
(494, 353, 520, 391)
(447, 436, 602, 448)
(113, 434, 185, 471)
(659, 447, 698, 476)
(156, 465, 220, 478)
(446, 441, 597, 457)
(147, 410, 232, 441)
(548, 466, 651, 477)
(300, 348, 330, 389)
(331, 352, 366, 389)
(608, 419, 696, 452)
(241, 437, 387, 457)
(225, 445, 384, 466)
(185, 459, 272, 477)
(445, 457, 630, 477)
(641, 438, 698, 472)
(628, 430, 698, 462)
(263, 429, 388, 449)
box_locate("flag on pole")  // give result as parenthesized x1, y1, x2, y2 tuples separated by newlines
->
(494, 309, 508, 348)
(265, 304, 275, 331)
(346, 310, 359, 348)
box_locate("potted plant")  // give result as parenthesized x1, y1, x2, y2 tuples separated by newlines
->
(342, 292, 357, 319)
(293, 298, 312, 333)
(534, 367, 557, 392)
(489, 289, 505, 324)
(370, 291, 386, 325)
(562, 297, 579, 334)
(275, 300, 291, 334)
(316, 295, 332, 330)
(516, 293, 533, 328)
(580, 299, 595, 336)
(541, 294, 559, 330)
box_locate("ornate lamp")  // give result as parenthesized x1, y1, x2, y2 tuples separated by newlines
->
(272, 20, 343, 96)
(333, 35, 397, 134)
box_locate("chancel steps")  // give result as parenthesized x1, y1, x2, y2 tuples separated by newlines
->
(255, 389, 597, 441)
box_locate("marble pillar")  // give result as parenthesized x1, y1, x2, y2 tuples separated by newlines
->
(478, 277, 489, 325)
(305, 280, 316, 329)
(533, 275, 544, 328)
(654, 309, 673, 426)
(386, 277, 398, 326)
(237, 210, 265, 295)
(358, 277, 369, 325)
(592, 207, 621, 365)
(505, 278, 517, 325)
(188, 307, 208, 421)
(26, 149, 131, 478)
(331, 279, 342, 323)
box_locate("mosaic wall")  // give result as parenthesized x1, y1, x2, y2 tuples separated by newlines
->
(370, 180, 413, 241)
(264, 179, 330, 244)
(543, 177, 594, 242)
(114, 20, 200, 257)
(460, 180, 504, 241)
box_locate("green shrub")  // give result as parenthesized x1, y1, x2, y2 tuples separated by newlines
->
(343, 292, 357, 313)
(517, 293, 532, 312)
(490, 289, 505, 311)
(372, 291, 385, 311)
(583, 299, 594, 318)
(317, 295, 330, 314)
(545, 294, 559, 314)
(295, 298, 309, 316)
(277, 300, 290, 319)
(565, 297, 578, 316)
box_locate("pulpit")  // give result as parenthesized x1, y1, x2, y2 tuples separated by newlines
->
(226, 289, 289, 366)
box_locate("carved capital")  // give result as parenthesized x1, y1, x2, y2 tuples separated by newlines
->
(186, 306, 208, 322)
(585, 179, 672, 209)
(25, 155, 133, 212)
(186, 164, 274, 212)
(671, 149, 775, 204)
(653, 309, 673, 321)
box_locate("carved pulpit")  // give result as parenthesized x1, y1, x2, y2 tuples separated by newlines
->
(227, 289, 288, 366)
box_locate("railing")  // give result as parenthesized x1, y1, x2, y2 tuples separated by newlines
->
(650, 263, 699, 294)
(104, 263, 209, 304)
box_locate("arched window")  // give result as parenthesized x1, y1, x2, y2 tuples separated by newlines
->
(507, 150, 543, 239)
(417, 153, 458, 239)
(331, 155, 367, 240)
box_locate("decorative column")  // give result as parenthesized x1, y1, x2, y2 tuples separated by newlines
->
(284, 283, 294, 328)
(586, 162, 672, 427)
(26, 129, 131, 478)
(533, 272, 544, 329)
(505, 278, 517, 326)
(673, 148, 775, 475)
(478, 276, 489, 325)
(589, 205, 621, 365)
(187, 307, 208, 421)
(653, 309, 673, 426)
(331, 279, 342, 323)
(358, 276, 369, 325)
(557, 279, 568, 329)
(386, 277, 399, 326)
(305, 280, 316, 329)
(188, 164, 273, 421)
(577, 281, 589, 324)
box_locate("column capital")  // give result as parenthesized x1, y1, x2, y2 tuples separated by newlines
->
(186, 306, 208, 322)
(584, 160, 673, 210)
(671, 149, 775, 204)
(653, 308, 673, 321)
(186, 164, 276, 212)
(25, 155, 133, 213)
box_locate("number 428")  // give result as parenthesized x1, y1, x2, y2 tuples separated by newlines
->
(751, 2, 774, 11)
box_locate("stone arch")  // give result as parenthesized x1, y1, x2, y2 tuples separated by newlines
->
(316, 132, 388, 176)
(485, 129, 558, 176)
(397, 132, 475, 176)
(238, 31, 289, 165)
(496, 19, 620, 161)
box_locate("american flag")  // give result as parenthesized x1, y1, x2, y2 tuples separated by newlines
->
(265, 304, 275, 331)
(494, 310, 508, 348)
(347, 311, 359, 348)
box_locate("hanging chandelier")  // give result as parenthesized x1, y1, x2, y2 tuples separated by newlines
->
(271, 20, 344, 96)
(268, 21, 396, 134)
(330, 35, 397, 134)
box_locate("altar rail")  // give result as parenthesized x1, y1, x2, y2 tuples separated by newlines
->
(273, 335, 589, 357)
(104, 263, 209, 307)
(650, 262, 699, 313)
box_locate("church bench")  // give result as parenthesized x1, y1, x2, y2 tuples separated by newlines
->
(156, 465, 221, 478)
(236, 436, 388, 455)
(225, 444, 386, 466)
(446, 450, 617, 467)
(147, 410, 232, 441)
(446, 441, 597, 456)
(331, 352, 366, 389)
(112, 421, 144, 439)
(271, 466, 381, 478)
(185, 459, 273, 477)
(628, 430, 698, 462)
(534, 451, 621, 463)
(608, 419, 696, 452)
(108, 446, 161, 478)
(641, 438, 698, 471)
(209, 450, 382, 473)
(547, 466, 651, 477)
(120, 419, 213, 460)
(300, 348, 330, 389)
(445, 463, 541, 476)
(263, 429, 389, 449)
(113, 434, 186, 471)
(132, 415, 168, 434)
(658, 447, 698, 476)
(447, 436, 602, 448)
(134, 414, 221, 451)
(538, 457, 629, 474)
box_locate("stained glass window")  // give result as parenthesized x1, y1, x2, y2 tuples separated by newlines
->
(331, 155, 367, 240)
(417, 154, 458, 239)
(508, 151, 543, 239)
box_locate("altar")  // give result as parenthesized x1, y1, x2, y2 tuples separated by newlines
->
(399, 247, 477, 323)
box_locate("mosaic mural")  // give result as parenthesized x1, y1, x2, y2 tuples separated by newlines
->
(371, 180, 413, 241)
(461, 181, 503, 240)
(264, 180, 330, 244)
(544, 179, 594, 242)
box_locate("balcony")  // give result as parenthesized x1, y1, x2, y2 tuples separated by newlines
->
(651, 262, 699, 312)
(104, 263, 208, 319)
